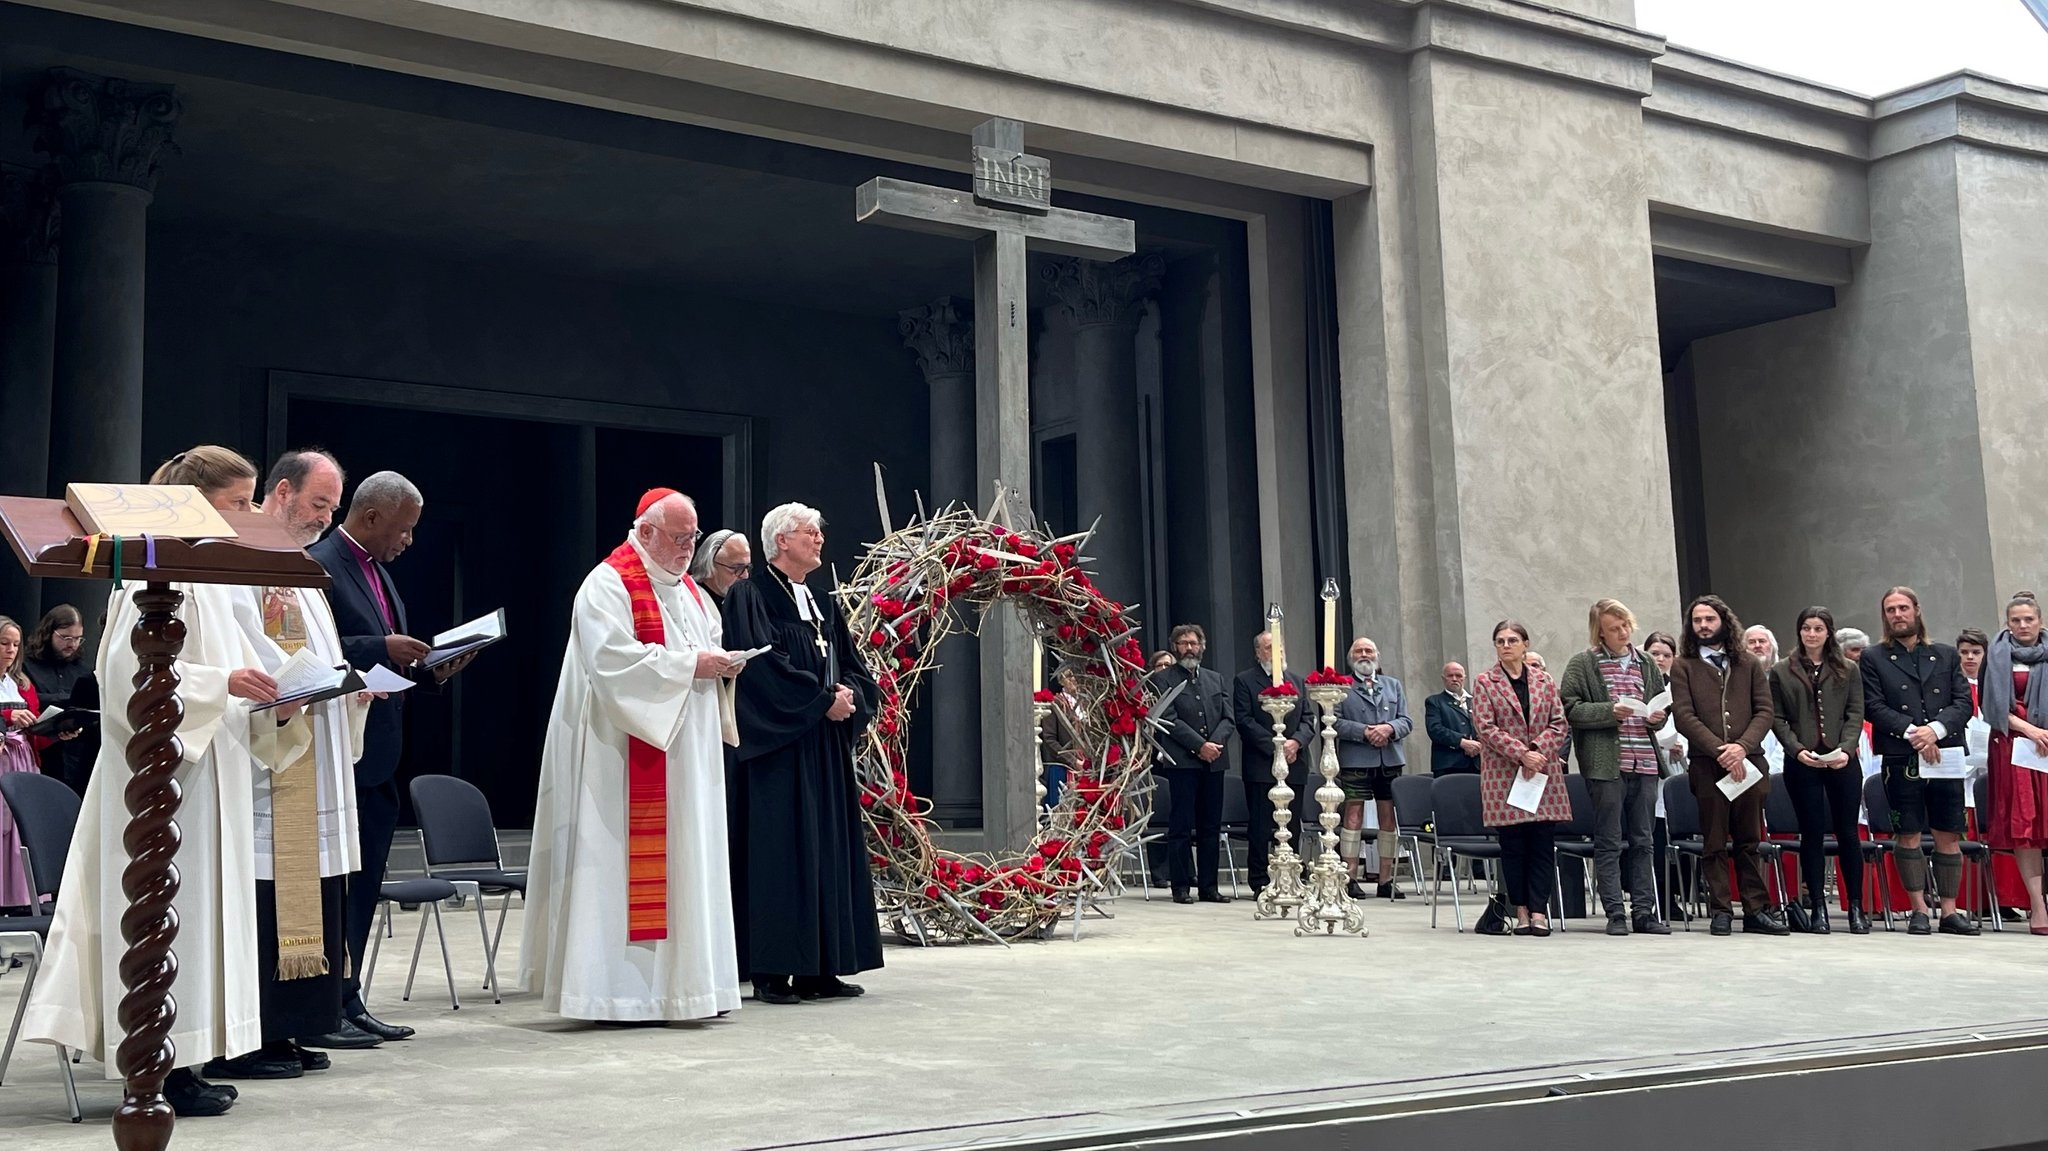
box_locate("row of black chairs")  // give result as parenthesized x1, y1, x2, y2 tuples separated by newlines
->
(1398, 769, 2010, 933)
(0, 772, 523, 1120)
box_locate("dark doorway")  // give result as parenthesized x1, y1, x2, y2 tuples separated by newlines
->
(1037, 434, 1078, 536)
(284, 396, 724, 828)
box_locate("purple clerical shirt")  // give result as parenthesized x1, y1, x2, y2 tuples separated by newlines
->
(338, 528, 393, 631)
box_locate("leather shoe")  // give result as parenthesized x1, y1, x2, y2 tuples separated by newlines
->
(796, 977, 866, 1000)
(752, 976, 802, 1005)
(1938, 912, 1982, 936)
(1633, 916, 1671, 935)
(1710, 911, 1733, 936)
(1907, 911, 1932, 935)
(1197, 889, 1232, 904)
(1605, 915, 1630, 936)
(347, 1011, 414, 1042)
(1743, 909, 1791, 936)
(1377, 883, 1408, 901)
(300, 1020, 383, 1050)
(296, 1044, 331, 1072)
(203, 1048, 303, 1080)
(1171, 889, 1195, 905)
(1847, 904, 1871, 935)
(165, 1068, 235, 1117)
(1345, 878, 1371, 900)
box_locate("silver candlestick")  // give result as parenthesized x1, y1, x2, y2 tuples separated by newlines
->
(1298, 682, 1367, 937)
(1031, 697, 1052, 829)
(1253, 694, 1307, 919)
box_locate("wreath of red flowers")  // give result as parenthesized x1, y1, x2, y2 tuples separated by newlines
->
(838, 505, 1157, 942)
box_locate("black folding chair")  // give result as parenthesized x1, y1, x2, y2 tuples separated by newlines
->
(1973, 769, 2012, 931)
(1391, 774, 1436, 896)
(1861, 773, 1902, 931)
(1661, 773, 1707, 929)
(1763, 777, 1840, 910)
(1427, 774, 1500, 932)
(1218, 775, 1248, 898)
(363, 877, 465, 1011)
(0, 772, 82, 1121)
(410, 775, 526, 1003)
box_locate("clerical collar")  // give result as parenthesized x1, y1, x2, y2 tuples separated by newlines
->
(629, 537, 682, 586)
(767, 563, 820, 620)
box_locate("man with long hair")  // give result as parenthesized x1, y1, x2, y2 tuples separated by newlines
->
(1669, 594, 1788, 936)
(21, 604, 96, 795)
(1861, 586, 1978, 936)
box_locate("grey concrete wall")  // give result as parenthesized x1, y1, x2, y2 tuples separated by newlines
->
(1956, 143, 2048, 605)
(1689, 143, 1997, 641)
(1645, 118, 1870, 243)
(1405, 52, 1678, 665)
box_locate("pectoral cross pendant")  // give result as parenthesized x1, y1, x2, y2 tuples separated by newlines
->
(814, 630, 830, 658)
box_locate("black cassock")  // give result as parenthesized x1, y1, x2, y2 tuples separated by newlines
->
(722, 566, 884, 980)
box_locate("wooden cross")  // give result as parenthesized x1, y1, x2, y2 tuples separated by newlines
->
(855, 119, 1136, 851)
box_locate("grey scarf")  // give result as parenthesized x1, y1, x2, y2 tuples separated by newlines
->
(1981, 629, 2048, 733)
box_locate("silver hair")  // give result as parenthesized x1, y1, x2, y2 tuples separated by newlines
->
(759, 502, 824, 561)
(1835, 626, 1871, 650)
(688, 528, 747, 581)
(1744, 624, 1779, 663)
(352, 470, 422, 513)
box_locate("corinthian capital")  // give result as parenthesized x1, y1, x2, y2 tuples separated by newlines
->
(1042, 253, 1164, 328)
(899, 297, 975, 379)
(34, 68, 182, 192)
(0, 164, 59, 266)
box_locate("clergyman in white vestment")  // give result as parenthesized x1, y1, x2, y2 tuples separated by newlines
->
(520, 490, 744, 1021)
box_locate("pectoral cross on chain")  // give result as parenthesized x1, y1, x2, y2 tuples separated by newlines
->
(814, 630, 830, 659)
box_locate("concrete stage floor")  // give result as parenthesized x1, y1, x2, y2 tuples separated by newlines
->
(6, 884, 2047, 1150)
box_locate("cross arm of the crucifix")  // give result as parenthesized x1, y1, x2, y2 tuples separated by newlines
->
(856, 177, 1133, 260)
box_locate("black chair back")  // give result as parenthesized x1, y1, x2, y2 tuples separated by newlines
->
(1558, 774, 1596, 839)
(0, 771, 82, 903)
(1430, 774, 1487, 838)
(1765, 778, 1800, 837)
(1220, 773, 1250, 829)
(1972, 769, 1991, 825)
(1863, 773, 1895, 837)
(1662, 772, 1700, 839)
(410, 774, 503, 868)
(1392, 773, 1434, 832)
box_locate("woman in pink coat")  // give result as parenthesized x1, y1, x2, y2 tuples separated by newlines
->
(1472, 619, 1572, 936)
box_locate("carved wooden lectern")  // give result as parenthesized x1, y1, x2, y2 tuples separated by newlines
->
(0, 496, 329, 1151)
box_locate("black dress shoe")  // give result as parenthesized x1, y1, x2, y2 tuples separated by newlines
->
(1809, 899, 1832, 935)
(300, 1020, 383, 1050)
(752, 976, 802, 1005)
(165, 1068, 236, 1117)
(1939, 912, 1982, 936)
(295, 1044, 331, 1072)
(1907, 911, 1933, 935)
(203, 1047, 304, 1080)
(1606, 915, 1630, 936)
(1171, 889, 1195, 905)
(1345, 878, 1371, 900)
(795, 976, 867, 1000)
(347, 1011, 415, 1041)
(188, 1071, 237, 1101)
(1197, 889, 1232, 904)
(1633, 916, 1672, 935)
(1744, 909, 1791, 936)
(1847, 904, 1871, 935)
(1377, 883, 1407, 901)
(1710, 911, 1733, 936)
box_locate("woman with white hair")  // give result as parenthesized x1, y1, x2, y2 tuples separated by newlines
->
(720, 502, 883, 1004)
(688, 528, 752, 606)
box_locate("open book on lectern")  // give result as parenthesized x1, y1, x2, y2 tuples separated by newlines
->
(424, 607, 507, 669)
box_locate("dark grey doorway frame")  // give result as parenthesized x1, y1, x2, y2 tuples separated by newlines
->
(264, 370, 754, 532)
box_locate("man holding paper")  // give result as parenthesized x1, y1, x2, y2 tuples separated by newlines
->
(521, 488, 745, 1021)
(1669, 595, 1789, 937)
(1558, 599, 1672, 936)
(1861, 586, 1978, 936)
(306, 464, 471, 1040)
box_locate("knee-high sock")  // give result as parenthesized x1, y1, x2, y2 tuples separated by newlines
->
(1895, 850, 1929, 897)
(1338, 826, 1364, 866)
(1377, 831, 1401, 882)
(1933, 851, 1964, 903)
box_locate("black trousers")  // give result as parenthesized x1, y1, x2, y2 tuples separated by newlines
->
(1784, 760, 1863, 904)
(341, 775, 401, 1016)
(1242, 764, 1313, 890)
(256, 874, 347, 1043)
(1158, 766, 1224, 891)
(1497, 821, 1557, 913)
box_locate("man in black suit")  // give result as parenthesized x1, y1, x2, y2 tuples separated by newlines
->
(1231, 631, 1314, 896)
(305, 464, 473, 1040)
(1860, 585, 1978, 937)
(1423, 661, 1481, 776)
(1149, 624, 1236, 904)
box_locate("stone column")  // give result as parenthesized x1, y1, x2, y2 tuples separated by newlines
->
(899, 298, 982, 827)
(1044, 254, 1163, 608)
(37, 68, 180, 490)
(34, 68, 180, 619)
(0, 165, 59, 616)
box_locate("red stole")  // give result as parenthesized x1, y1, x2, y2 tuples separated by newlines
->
(603, 542, 704, 943)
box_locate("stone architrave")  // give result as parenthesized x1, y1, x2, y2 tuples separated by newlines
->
(33, 68, 180, 621)
(856, 119, 1135, 854)
(0, 165, 60, 615)
(898, 297, 983, 827)
(1044, 253, 1165, 612)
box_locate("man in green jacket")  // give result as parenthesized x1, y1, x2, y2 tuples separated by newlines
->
(1560, 599, 1672, 936)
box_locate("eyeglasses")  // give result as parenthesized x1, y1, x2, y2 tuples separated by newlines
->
(1493, 636, 1522, 647)
(662, 530, 704, 549)
(715, 560, 751, 576)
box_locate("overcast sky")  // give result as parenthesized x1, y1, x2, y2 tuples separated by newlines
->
(1633, 0, 2048, 96)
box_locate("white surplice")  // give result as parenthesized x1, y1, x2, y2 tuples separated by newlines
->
(22, 583, 290, 1071)
(518, 539, 740, 1021)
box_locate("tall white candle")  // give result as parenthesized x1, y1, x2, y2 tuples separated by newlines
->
(1322, 596, 1336, 671)
(1268, 617, 1285, 687)
(1032, 636, 1043, 691)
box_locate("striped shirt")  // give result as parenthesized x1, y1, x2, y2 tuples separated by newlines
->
(1596, 648, 1659, 775)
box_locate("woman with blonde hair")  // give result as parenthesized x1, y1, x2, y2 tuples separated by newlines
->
(0, 615, 55, 911)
